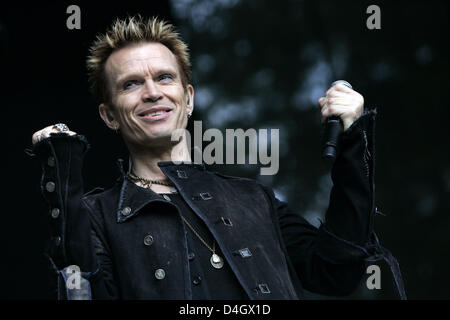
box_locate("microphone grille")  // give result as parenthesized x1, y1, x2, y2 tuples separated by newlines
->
(331, 80, 352, 89)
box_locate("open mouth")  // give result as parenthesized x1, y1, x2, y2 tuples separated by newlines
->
(139, 107, 172, 121)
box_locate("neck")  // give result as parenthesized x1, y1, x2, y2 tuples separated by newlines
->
(127, 133, 192, 181)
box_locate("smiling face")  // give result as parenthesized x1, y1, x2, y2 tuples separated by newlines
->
(99, 42, 194, 149)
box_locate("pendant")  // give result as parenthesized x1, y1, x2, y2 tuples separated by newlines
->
(210, 253, 224, 269)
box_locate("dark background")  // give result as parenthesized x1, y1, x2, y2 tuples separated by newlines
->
(1, 0, 449, 299)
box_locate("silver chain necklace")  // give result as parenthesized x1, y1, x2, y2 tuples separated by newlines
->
(127, 171, 177, 193)
(131, 171, 224, 269)
(180, 214, 224, 269)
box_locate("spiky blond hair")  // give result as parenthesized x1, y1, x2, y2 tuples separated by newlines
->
(86, 15, 191, 104)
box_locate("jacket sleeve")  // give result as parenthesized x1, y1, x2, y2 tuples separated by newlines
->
(273, 110, 406, 298)
(26, 133, 119, 299)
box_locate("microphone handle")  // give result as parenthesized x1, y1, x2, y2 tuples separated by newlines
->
(322, 80, 353, 161)
(322, 116, 342, 160)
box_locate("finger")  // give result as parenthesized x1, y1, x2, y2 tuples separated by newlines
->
(321, 107, 342, 123)
(42, 126, 56, 137)
(318, 97, 326, 108)
(325, 87, 334, 96)
(34, 126, 76, 143)
(32, 125, 65, 144)
(325, 104, 358, 118)
(325, 90, 351, 99)
(50, 129, 77, 136)
(326, 83, 355, 97)
(326, 97, 355, 106)
(32, 131, 40, 144)
(32, 133, 40, 145)
(328, 92, 363, 103)
(321, 113, 329, 124)
(334, 82, 354, 93)
(41, 127, 52, 139)
(321, 106, 335, 119)
(320, 106, 327, 123)
(32, 129, 50, 144)
(327, 92, 361, 104)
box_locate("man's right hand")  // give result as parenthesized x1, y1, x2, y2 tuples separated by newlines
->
(32, 124, 77, 145)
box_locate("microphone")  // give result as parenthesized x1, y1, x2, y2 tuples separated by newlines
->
(322, 80, 353, 161)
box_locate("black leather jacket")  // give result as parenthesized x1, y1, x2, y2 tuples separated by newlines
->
(28, 110, 406, 299)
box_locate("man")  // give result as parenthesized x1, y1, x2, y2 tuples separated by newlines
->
(29, 16, 405, 299)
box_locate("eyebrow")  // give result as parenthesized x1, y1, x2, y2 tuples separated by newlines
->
(115, 68, 178, 87)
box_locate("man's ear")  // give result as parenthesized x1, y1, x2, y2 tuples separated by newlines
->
(186, 84, 194, 115)
(99, 103, 119, 130)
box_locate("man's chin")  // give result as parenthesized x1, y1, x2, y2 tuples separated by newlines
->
(146, 125, 188, 143)
(125, 126, 186, 150)
(142, 132, 180, 148)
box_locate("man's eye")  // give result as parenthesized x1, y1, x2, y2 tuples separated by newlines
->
(158, 74, 174, 82)
(123, 80, 139, 90)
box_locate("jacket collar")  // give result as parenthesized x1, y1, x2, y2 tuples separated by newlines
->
(116, 160, 207, 223)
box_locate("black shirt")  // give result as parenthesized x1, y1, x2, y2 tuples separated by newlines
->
(160, 192, 248, 300)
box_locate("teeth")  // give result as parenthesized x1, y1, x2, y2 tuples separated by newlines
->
(149, 111, 164, 116)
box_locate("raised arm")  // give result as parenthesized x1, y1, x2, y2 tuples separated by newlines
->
(28, 124, 119, 299)
(270, 110, 406, 299)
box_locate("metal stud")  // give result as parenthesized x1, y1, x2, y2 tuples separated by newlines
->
(239, 248, 252, 258)
(221, 217, 233, 226)
(45, 182, 55, 193)
(122, 207, 131, 216)
(155, 269, 166, 280)
(51, 208, 60, 219)
(258, 283, 270, 294)
(54, 236, 61, 247)
(199, 192, 212, 200)
(47, 156, 55, 167)
(177, 170, 188, 179)
(144, 235, 154, 246)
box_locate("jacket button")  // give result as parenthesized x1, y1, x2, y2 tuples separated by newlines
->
(188, 252, 195, 261)
(155, 269, 166, 280)
(144, 235, 154, 246)
(177, 170, 187, 179)
(54, 236, 61, 246)
(45, 181, 55, 193)
(47, 156, 55, 167)
(51, 208, 60, 219)
(192, 276, 202, 285)
(122, 207, 131, 216)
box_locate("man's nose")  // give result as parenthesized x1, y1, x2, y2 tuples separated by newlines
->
(142, 79, 163, 102)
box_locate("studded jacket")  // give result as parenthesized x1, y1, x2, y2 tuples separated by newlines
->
(28, 110, 406, 300)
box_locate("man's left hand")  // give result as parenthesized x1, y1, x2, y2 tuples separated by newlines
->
(317, 83, 364, 131)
